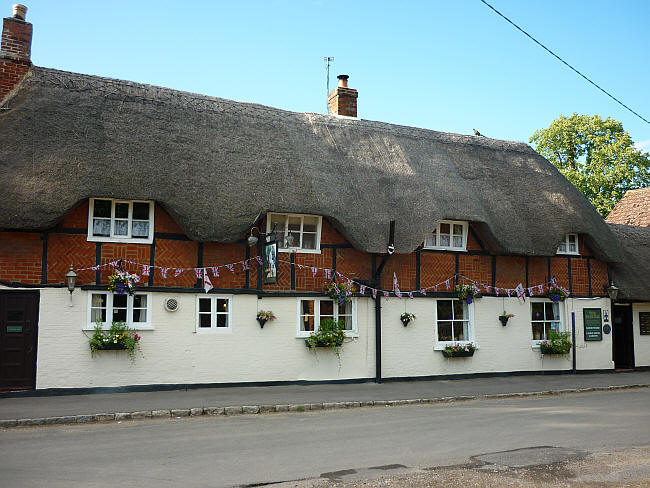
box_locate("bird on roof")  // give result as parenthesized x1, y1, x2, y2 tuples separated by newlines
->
(473, 129, 485, 137)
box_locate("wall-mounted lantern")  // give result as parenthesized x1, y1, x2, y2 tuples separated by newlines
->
(65, 265, 77, 295)
(605, 282, 619, 302)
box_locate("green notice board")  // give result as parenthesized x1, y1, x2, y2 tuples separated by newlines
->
(583, 308, 603, 341)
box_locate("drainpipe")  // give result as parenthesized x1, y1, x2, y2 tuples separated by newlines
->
(373, 221, 395, 384)
(571, 311, 576, 374)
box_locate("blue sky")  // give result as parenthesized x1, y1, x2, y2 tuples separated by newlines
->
(15, 0, 650, 149)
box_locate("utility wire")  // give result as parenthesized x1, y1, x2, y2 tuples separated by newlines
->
(479, 0, 650, 125)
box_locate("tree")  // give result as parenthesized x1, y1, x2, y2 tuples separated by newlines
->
(530, 113, 650, 217)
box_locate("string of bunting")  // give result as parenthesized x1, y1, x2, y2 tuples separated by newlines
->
(72, 256, 569, 299)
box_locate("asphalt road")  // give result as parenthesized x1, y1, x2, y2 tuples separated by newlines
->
(1, 389, 648, 487)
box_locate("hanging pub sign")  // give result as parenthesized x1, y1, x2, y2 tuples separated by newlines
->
(263, 237, 278, 284)
(583, 308, 603, 341)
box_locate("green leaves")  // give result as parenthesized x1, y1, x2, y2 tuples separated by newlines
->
(530, 114, 650, 216)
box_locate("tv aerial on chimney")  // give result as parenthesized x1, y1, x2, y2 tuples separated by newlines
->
(324, 56, 334, 113)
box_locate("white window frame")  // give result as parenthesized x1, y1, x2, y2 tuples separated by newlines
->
(87, 198, 155, 244)
(195, 295, 233, 333)
(433, 298, 475, 350)
(296, 298, 358, 338)
(84, 291, 153, 330)
(266, 213, 322, 253)
(556, 233, 579, 255)
(424, 220, 468, 251)
(530, 298, 565, 347)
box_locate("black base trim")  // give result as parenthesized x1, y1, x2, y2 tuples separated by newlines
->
(2, 367, 647, 399)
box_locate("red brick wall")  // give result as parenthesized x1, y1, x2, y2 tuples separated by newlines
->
(458, 254, 491, 285)
(551, 258, 570, 290)
(528, 257, 548, 287)
(155, 205, 185, 234)
(420, 253, 456, 289)
(591, 259, 608, 296)
(466, 226, 483, 251)
(0, 232, 42, 283)
(495, 256, 525, 289)
(1, 17, 31, 102)
(47, 234, 95, 285)
(571, 258, 589, 295)
(380, 254, 417, 291)
(203, 243, 247, 289)
(152, 239, 198, 288)
(59, 201, 89, 229)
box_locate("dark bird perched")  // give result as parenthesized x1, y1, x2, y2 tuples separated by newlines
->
(473, 129, 485, 137)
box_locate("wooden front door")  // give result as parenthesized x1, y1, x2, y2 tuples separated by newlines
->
(0, 292, 39, 390)
(612, 304, 635, 369)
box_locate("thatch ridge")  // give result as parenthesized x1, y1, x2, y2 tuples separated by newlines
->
(0, 66, 623, 261)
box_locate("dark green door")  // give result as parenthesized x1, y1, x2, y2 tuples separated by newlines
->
(0, 292, 39, 390)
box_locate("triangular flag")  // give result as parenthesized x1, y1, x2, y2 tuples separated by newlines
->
(203, 269, 213, 293)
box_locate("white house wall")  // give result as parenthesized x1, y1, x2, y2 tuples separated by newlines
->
(33, 289, 617, 390)
(633, 303, 650, 367)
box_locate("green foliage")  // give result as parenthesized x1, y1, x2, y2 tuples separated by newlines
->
(305, 318, 346, 350)
(530, 113, 650, 216)
(89, 321, 142, 361)
(539, 330, 572, 355)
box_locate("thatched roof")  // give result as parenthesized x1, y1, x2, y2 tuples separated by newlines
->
(0, 66, 622, 260)
(608, 224, 650, 301)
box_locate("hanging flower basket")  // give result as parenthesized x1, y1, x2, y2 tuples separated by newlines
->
(499, 312, 515, 326)
(400, 312, 416, 327)
(547, 286, 568, 303)
(441, 342, 476, 358)
(256, 310, 276, 328)
(325, 280, 355, 306)
(456, 284, 481, 304)
(107, 271, 138, 296)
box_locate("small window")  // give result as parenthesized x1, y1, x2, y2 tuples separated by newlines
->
(531, 300, 563, 341)
(297, 298, 357, 337)
(434, 299, 474, 348)
(88, 199, 154, 243)
(556, 234, 579, 255)
(87, 292, 152, 329)
(267, 213, 322, 253)
(424, 220, 468, 251)
(196, 296, 232, 332)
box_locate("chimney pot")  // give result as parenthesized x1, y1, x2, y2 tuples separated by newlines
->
(337, 74, 349, 87)
(328, 74, 358, 118)
(12, 4, 27, 21)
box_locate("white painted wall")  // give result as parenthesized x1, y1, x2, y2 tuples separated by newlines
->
(633, 303, 650, 367)
(32, 289, 616, 389)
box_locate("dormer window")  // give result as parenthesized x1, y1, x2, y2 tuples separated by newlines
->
(87, 198, 154, 244)
(424, 220, 468, 251)
(557, 234, 578, 255)
(267, 213, 322, 253)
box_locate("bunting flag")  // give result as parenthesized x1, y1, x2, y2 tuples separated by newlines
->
(383, 291, 389, 299)
(445, 279, 451, 289)
(372, 288, 377, 298)
(160, 267, 169, 279)
(174, 268, 184, 278)
(142, 265, 151, 276)
(255, 256, 263, 265)
(433, 285, 438, 291)
(241, 260, 249, 271)
(420, 289, 427, 296)
(195, 268, 203, 279)
(537, 284, 544, 294)
(203, 269, 213, 293)
(529, 287, 534, 296)
(408, 291, 414, 299)
(210, 267, 219, 278)
(359, 284, 366, 295)
(515, 283, 526, 303)
(393, 272, 401, 298)
(311, 267, 318, 277)
(324, 269, 332, 279)
(91, 265, 100, 271)
(507, 288, 512, 297)
(132, 274, 141, 283)
(495, 287, 500, 295)
(226, 264, 234, 273)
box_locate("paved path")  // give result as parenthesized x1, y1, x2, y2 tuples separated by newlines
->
(0, 370, 648, 424)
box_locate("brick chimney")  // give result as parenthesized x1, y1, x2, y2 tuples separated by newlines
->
(328, 74, 358, 117)
(1, 4, 32, 103)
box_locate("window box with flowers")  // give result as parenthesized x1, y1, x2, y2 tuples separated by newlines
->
(441, 342, 476, 358)
(89, 321, 142, 361)
(539, 330, 572, 355)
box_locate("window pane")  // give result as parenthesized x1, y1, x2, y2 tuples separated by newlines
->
(302, 233, 317, 249)
(453, 224, 463, 236)
(287, 216, 301, 231)
(320, 300, 334, 316)
(532, 322, 544, 340)
(199, 314, 211, 328)
(133, 294, 147, 308)
(301, 300, 315, 315)
(453, 235, 462, 247)
(199, 298, 211, 313)
(132, 202, 150, 220)
(285, 231, 299, 247)
(437, 300, 452, 320)
(115, 203, 129, 219)
(338, 302, 351, 315)
(217, 299, 229, 313)
(216, 314, 228, 328)
(531, 302, 544, 320)
(568, 236, 577, 252)
(438, 322, 453, 341)
(92, 294, 107, 307)
(93, 200, 111, 218)
(133, 309, 146, 323)
(91, 308, 106, 323)
(425, 235, 435, 247)
(453, 321, 467, 341)
(439, 223, 450, 235)
(339, 315, 353, 331)
(301, 315, 315, 332)
(558, 242, 567, 253)
(303, 216, 318, 232)
(546, 322, 556, 337)
(114, 220, 129, 236)
(93, 219, 110, 236)
(439, 235, 450, 247)
(113, 294, 127, 307)
(132, 221, 149, 238)
(453, 300, 465, 319)
(113, 308, 127, 322)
